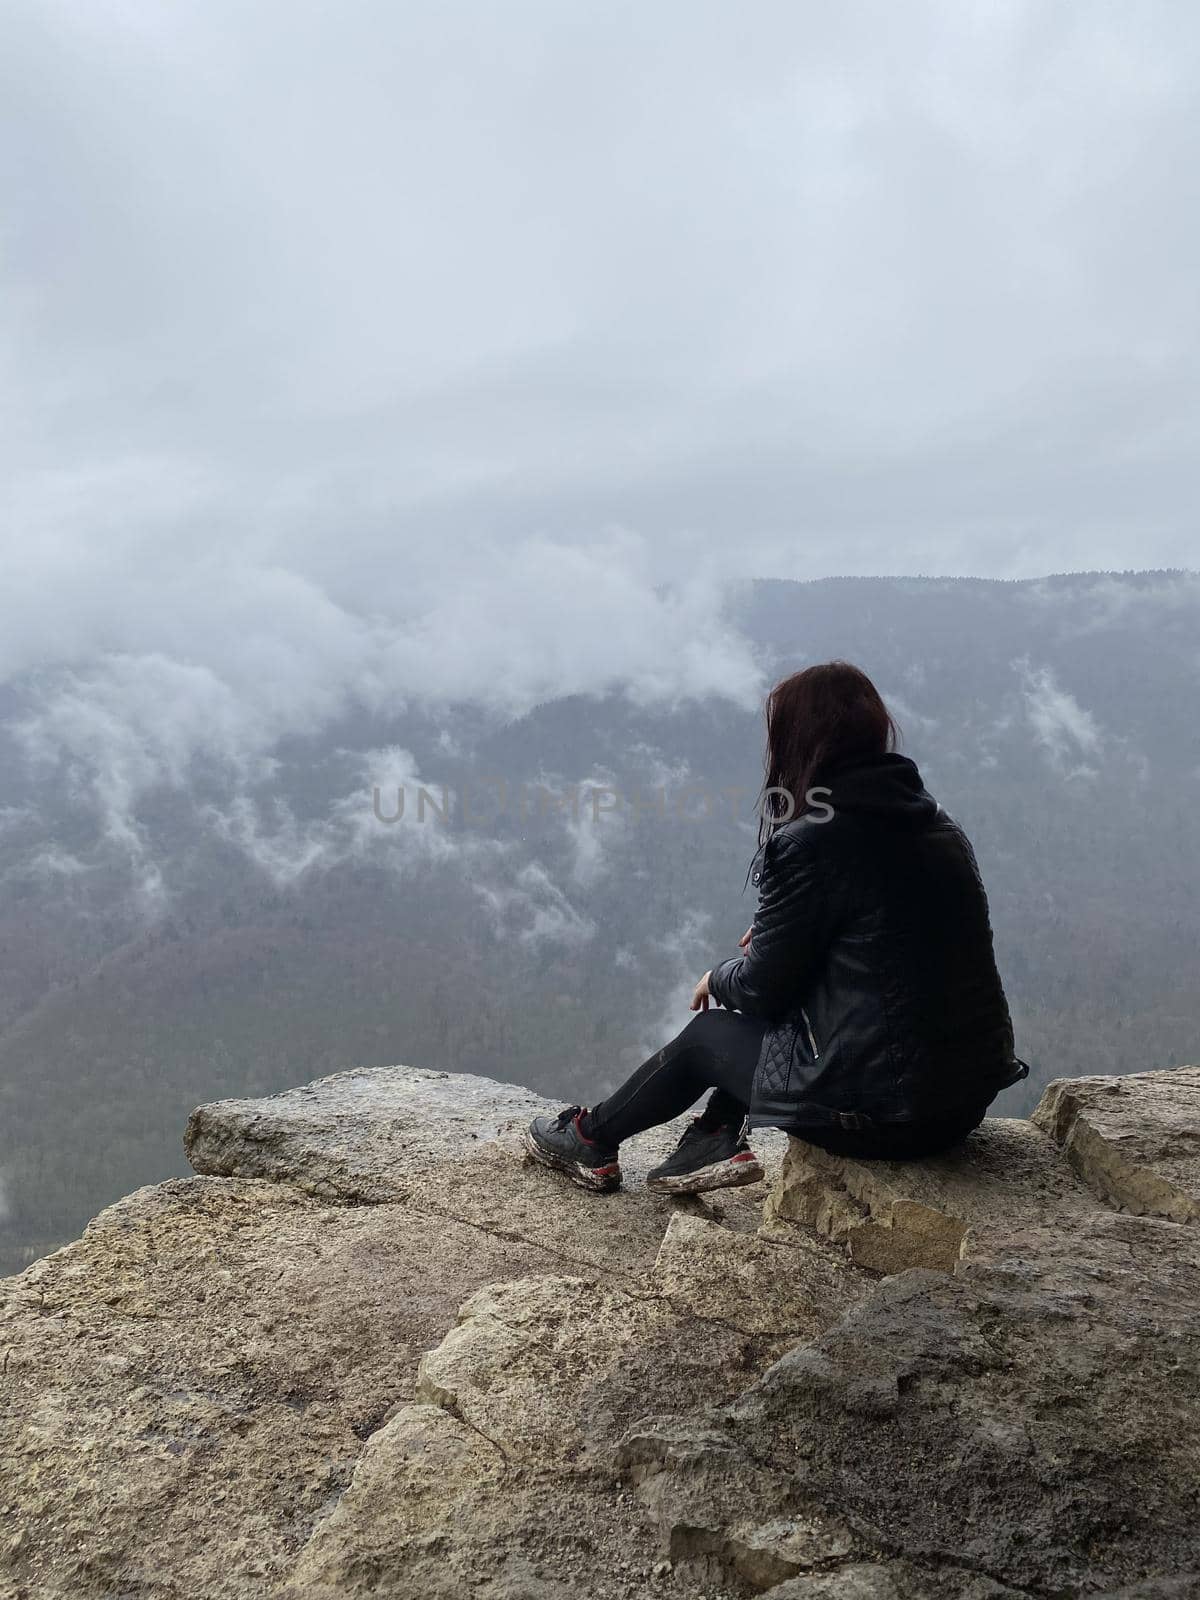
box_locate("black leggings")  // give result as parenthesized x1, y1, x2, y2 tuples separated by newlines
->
(587, 1009, 988, 1160)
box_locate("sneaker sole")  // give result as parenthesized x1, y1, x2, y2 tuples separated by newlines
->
(646, 1155, 765, 1195)
(522, 1128, 621, 1193)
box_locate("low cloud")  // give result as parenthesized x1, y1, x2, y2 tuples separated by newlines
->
(1020, 663, 1103, 779)
(638, 907, 716, 1063)
(472, 859, 595, 950)
(8, 531, 762, 899)
(202, 744, 599, 953)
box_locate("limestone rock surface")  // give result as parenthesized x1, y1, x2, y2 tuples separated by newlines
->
(761, 1114, 1106, 1272)
(2, 1062, 1199, 1600)
(185, 1065, 782, 1281)
(1032, 1066, 1200, 1222)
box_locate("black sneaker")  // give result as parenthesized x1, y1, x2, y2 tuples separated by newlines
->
(646, 1119, 764, 1195)
(523, 1106, 622, 1193)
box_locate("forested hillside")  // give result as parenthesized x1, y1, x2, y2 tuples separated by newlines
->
(1, 571, 1197, 1272)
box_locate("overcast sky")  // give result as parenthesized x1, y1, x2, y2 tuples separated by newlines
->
(3, 0, 1199, 738)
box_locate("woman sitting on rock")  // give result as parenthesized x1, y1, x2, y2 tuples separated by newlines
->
(525, 660, 1027, 1195)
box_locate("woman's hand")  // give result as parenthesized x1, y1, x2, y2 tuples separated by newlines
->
(690, 970, 713, 1012)
(739, 925, 754, 950)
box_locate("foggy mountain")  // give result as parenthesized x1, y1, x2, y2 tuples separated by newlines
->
(1, 569, 1196, 1273)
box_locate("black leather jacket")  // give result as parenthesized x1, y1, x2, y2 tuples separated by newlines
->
(708, 753, 1025, 1132)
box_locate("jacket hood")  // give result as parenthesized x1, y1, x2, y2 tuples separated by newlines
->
(810, 751, 939, 826)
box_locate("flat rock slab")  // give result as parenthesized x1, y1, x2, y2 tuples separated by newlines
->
(761, 1117, 1098, 1275)
(279, 1238, 866, 1600)
(762, 1069, 1200, 1282)
(0, 1172, 823, 1600)
(651, 1210, 873, 1338)
(625, 1216, 1200, 1597)
(185, 1064, 784, 1281)
(2, 1069, 802, 1600)
(0, 1175, 567, 1599)
(184, 1066, 556, 1203)
(10, 1063, 1200, 1599)
(1033, 1066, 1200, 1222)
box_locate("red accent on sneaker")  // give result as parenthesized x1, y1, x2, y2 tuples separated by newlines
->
(573, 1110, 603, 1147)
(572, 1113, 611, 1152)
(730, 1150, 758, 1163)
(592, 1163, 620, 1177)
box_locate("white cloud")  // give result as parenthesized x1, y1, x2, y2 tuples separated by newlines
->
(9, 532, 762, 855)
(472, 859, 595, 950)
(25, 846, 91, 879)
(638, 907, 717, 1059)
(1019, 662, 1104, 779)
(1028, 572, 1200, 635)
(196, 746, 468, 889)
(196, 744, 599, 956)
(3, 0, 1200, 904)
(3, 2, 1200, 663)
(878, 688, 939, 740)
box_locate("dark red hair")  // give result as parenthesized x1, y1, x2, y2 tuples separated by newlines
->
(758, 661, 898, 845)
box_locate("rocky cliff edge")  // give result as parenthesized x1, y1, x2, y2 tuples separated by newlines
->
(2, 1065, 1200, 1600)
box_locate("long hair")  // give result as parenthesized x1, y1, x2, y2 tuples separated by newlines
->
(756, 661, 898, 848)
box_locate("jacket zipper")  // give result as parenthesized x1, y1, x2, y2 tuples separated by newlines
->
(800, 1007, 820, 1060)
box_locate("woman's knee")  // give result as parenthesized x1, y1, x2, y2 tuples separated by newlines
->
(681, 1007, 753, 1042)
(678, 1009, 723, 1043)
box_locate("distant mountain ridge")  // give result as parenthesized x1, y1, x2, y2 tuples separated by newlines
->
(1, 569, 1198, 1271)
